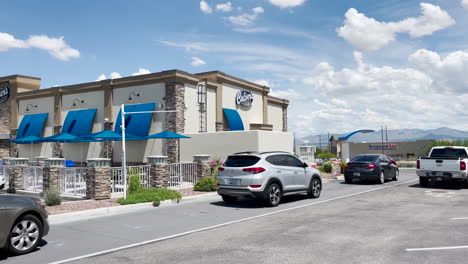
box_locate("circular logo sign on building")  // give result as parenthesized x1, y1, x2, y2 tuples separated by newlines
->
(235, 90, 253, 107)
(0, 84, 11, 104)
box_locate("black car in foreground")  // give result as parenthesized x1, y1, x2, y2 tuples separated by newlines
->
(344, 154, 399, 184)
(0, 195, 49, 255)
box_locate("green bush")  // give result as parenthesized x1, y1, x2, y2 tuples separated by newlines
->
(340, 161, 346, 174)
(128, 175, 141, 194)
(44, 189, 62, 206)
(317, 152, 337, 160)
(152, 199, 161, 207)
(323, 161, 332, 173)
(317, 166, 325, 172)
(193, 177, 217, 192)
(117, 188, 181, 205)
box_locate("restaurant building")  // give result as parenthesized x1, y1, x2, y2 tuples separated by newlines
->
(0, 70, 292, 164)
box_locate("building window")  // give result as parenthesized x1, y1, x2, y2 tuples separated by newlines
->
(197, 82, 207, 132)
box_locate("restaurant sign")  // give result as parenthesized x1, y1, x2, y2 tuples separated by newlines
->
(0, 84, 11, 104)
(235, 90, 253, 107)
(369, 144, 398, 151)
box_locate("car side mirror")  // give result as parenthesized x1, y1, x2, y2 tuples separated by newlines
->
(303, 162, 309, 168)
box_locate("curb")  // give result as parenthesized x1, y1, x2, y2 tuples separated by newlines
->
(48, 193, 219, 225)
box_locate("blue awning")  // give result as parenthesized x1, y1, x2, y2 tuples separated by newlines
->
(62, 109, 97, 136)
(115, 103, 156, 137)
(17, 113, 48, 138)
(223, 108, 244, 131)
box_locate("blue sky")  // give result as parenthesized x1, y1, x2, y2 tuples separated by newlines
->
(1, 0, 468, 136)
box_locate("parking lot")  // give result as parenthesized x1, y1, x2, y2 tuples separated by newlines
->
(3, 169, 468, 264)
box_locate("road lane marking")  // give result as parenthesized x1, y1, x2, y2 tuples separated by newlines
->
(406, 245, 468, 251)
(451, 217, 468, 220)
(50, 179, 417, 264)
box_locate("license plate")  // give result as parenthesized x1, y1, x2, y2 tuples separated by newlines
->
(436, 172, 443, 177)
(228, 179, 241, 185)
(353, 172, 360, 176)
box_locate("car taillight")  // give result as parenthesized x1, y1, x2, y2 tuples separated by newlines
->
(416, 160, 420, 169)
(249, 185, 262, 188)
(367, 164, 377, 169)
(344, 164, 349, 168)
(218, 167, 224, 171)
(391, 160, 397, 166)
(461, 161, 466, 171)
(242, 167, 265, 174)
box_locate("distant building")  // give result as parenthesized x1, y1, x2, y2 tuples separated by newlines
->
(341, 140, 433, 160)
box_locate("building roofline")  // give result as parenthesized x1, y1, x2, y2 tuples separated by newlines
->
(195, 70, 270, 92)
(0, 75, 41, 82)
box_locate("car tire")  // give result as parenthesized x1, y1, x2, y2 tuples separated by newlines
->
(9, 214, 43, 255)
(0, 184, 4, 190)
(221, 195, 237, 203)
(419, 177, 429, 187)
(307, 178, 322, 199)
(345, 177, 352, 184)
(378, 171, 385, 184)
(264, 183, 281, 207)
(392, 170, 399, 181)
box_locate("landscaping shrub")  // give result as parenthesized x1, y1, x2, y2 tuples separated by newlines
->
(128, 175, 141, 194)
(340, 161, 346, 174)
(323, 161, 332, 173)
(193, 177, 217, 192)
(152, 199, 161, 207)
(209, 159, 223, 179)
(117, 188, 181, 205)
(317, 152, 337, 160)
(44, 189, 62, 206)
(317, 166, 324, 172)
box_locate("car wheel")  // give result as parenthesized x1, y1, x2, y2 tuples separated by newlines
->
(378, 171, 385, 184)
(0, 184, 4, 190)
(221, 195, 237, 203)
(419, 177, 429, 187)
(9, 215, 43, 255)
(345, 177, 352, 184)
(392, 170, 399, 181)
(264, 183, 281, 207)
(307, 178, 322, 199)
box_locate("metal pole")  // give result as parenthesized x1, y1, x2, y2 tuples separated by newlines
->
(121, 104, 127, 200)
(381, 126, 384, 154)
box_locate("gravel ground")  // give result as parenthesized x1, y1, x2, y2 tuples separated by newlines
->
(46, 188, 216, 215)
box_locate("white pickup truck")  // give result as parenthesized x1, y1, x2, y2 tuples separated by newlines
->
(417, 146, 468, 187)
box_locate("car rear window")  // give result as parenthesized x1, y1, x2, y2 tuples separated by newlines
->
(430, 148, 468, 158)
(224, 156, 261, 167)
(351, 155, 378, 162)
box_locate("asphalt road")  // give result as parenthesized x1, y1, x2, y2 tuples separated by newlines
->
(5, 169, 468, 263)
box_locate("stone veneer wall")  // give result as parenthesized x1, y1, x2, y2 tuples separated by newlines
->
(196, 162, 211, 181)
(9, 129, 18, 157)
(42, 166, 60, 192)
(216, 122, 224, 132)
(165, 82, 185, 164)
(0, 93, 11, 157)
(7, 166, 23, 193)
(86, 167, 111, 200)
(103, 122, 114, 161)
(150, 163, 169, 188)
(53, 126, 63, 158)
(0, 142, 9, 158)
(282, 106, 288, 132)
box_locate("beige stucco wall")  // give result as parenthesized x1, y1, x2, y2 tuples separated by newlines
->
(60, 91, 105, 162)
(267, 103, 283, 132)
(222, 83, 263, 130)
(184, 83, 199, 134)
(112, 83, 166, 163)
(17, 97, 55, 159)
(180, 131, 294, 162)
(207, 87, 216, 132)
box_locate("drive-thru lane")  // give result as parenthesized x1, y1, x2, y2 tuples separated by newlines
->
(0, 170, 417, 264)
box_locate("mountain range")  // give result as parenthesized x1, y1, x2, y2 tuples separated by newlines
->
(297, 127, 468, 146)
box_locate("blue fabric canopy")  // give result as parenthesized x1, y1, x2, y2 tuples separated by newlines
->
(223, 108, 244, 131)
(84, 130, 141, 141)
(115, 103, 155, 138)
(62, 109, 97, 136)
(146, 131, 190, 139)
(8, 136, 42, 144)
(41, 133, 80, 143)
(16, 113, 48, 138)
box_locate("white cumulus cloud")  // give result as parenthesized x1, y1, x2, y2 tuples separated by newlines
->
(191, 57, 206, 67)
(227, 7, 264, 26)
(27, 35, 80, 61)
(216, 2, 233, 12)
(200, 0, 213, 14)
(337, 3, 455, 51)
(0, 32, 28, 51)
(132, 68, 151, 76)
(96, 74, 107, 81)
(270, 88, 301, 99)
(268, 0, 306, 8)
(0, 32, 80, 61)
(463, 0, 468, 10)
(109, 72, 122, 79)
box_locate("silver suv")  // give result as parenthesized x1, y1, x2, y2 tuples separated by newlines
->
(217, 151, 322, 207)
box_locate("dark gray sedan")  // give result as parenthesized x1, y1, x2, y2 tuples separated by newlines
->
(344, 154, 399, 184)
(0, 195, 49, 255)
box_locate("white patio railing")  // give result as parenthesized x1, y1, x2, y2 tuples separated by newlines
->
(58, 167, 87, 197)
(111, 165, 151, 198)
(22, 166, 43, 192)
(167, 162, 198, 189)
